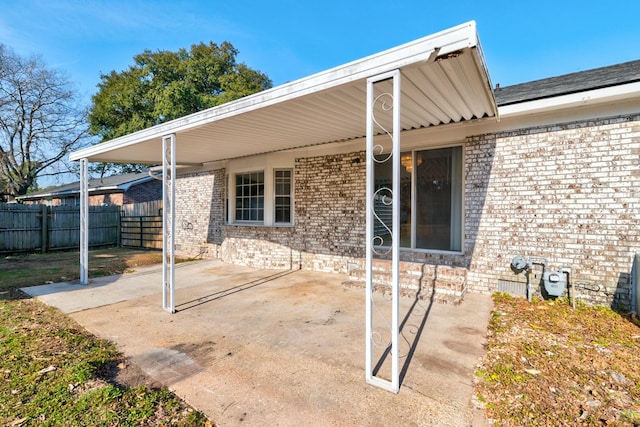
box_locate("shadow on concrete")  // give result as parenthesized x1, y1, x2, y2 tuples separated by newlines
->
(21, 270, 152, 297)
(22, 262, 191, 298)
(175, 269, 297, 312)
(372, 288, 436, 389)
(41, 262, 493, 425)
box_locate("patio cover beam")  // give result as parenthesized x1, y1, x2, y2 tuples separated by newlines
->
(68, 21, 496, 167)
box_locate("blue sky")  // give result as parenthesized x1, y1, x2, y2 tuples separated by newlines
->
(2, 0, 640, 105)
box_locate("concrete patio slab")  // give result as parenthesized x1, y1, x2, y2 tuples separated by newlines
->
(23, 260, 493, 426)
(22, 260, 222, 313)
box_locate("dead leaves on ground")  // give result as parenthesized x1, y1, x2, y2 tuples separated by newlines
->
(475, 294, 640, 426)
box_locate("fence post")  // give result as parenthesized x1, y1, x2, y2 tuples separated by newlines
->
(41, 205, 48, 253)
(139, 216, 143, 248)
(116, 208, 122, 247)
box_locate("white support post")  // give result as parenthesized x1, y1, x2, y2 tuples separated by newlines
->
(366, 69, 401, 393)
(162, 134, 176, 313)
(79, 158, 89, 285)
(365, 74, 374, 388)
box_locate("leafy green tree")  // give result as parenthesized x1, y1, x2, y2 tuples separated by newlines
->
(89, 41, 272, 174)
(0, 45, 89, 199)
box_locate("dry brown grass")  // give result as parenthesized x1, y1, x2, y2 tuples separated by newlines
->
(475, 293, 640, 426)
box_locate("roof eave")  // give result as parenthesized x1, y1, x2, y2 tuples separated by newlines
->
(15, 175, 154, 200)
(70, 21, 487, 163)
(498, 81, 640, 118)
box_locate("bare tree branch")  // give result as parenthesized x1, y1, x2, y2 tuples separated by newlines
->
(0, 45, 90, 199)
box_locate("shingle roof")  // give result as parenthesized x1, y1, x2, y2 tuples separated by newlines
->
(18, 172, 153, 200)
(494, 59, 640, 106)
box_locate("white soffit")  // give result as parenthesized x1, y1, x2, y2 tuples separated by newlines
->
(70, 21, 497, 165)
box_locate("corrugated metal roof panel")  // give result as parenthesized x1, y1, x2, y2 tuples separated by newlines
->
(70, 21, 497, 165)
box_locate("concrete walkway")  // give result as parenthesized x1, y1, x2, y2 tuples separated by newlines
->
(23, 260, 493, 426)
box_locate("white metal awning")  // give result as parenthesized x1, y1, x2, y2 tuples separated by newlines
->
(70, 21, 497, 165)
(74, 20, 499, 394)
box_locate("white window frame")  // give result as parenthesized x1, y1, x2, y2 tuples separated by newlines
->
(376, 143, 464, 254)
(233, 171, 265, 224)
(412, 145, 463, 253)
(227, 158, 295, 227)
(273, 168, 293, 225)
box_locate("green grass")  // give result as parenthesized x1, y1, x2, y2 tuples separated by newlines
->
(0, 247, 192, 293)
(0, 298, 210, 426)
(0, 267, 64, 287)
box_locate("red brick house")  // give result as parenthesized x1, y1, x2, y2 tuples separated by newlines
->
(17, 172, 162, 207)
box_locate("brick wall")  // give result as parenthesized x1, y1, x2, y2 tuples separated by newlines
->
(89, 193, 123, 206)
(465, 114, 640, 308)
(174, 169, 225, 258)
(172, 152, 367, 272)
(174, 114, 640, 309)
(218, 151, 367, 273)
(293, 151, 366, 271)
(221, 228, 299, 269)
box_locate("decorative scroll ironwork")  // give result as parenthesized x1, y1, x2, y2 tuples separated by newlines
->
(371, 92, 394, 256)
(371, 187, 392, 256)
(366, 70, 401, 393)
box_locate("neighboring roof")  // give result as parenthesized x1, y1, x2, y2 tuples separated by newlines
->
(70, 21, 497, 165)
(495, 59, 640, 106)
(16, 172, 154, 201)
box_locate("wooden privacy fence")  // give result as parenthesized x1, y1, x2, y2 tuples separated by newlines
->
(120, 200, 163, 249)
(0, 203, 120, 253)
